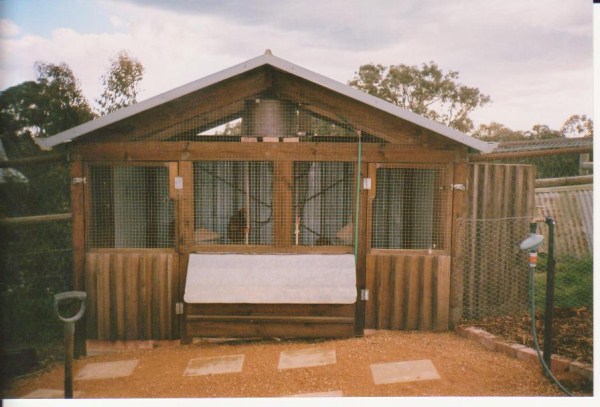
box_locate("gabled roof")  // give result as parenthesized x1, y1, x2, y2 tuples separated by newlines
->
(36, 51, 495, 153)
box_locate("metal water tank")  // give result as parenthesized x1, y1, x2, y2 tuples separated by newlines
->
(243, 99, 296, 137)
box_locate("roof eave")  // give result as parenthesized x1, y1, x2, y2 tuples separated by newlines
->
(263, 55, 496, 153)
(36, 53, 273, 151)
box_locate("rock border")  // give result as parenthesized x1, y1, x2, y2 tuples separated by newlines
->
(456, 326, 593, 382)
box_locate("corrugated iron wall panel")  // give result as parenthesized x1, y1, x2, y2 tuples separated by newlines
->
(535, 184, 592, 257)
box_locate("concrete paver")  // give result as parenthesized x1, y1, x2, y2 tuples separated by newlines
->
(277, 348, 336, 370)
(370, 359, 441, 385)
(74, 359, 139, 380)
(183, 354, 245, 376)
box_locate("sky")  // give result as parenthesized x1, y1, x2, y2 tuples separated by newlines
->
(0, 0, 594, 133)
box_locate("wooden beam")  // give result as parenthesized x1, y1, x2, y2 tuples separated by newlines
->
(0, 153, 65, 168)
(449, 163, 467, 328)
(186, 315, 354, 324)
(300, 103, 405, 144)
(535, 175, 593, 188)
(0, 212, 72, 226)
(137, 102, 245, 142)
(274, 71, 421, 144)
(74, 142, 460, 163)
(355, 161, 368, 335)
(82, 67, 272, 143)
(580, 153, 591, 175)
(273, 161, 293, 247)
(178, 162, 194, 247)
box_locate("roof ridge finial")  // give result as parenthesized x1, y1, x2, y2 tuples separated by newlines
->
(264, 49, 272, 56)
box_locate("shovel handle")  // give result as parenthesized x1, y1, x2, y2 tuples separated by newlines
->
(54, 291, 87, 323)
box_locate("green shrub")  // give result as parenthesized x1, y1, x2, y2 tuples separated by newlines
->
(533, 255, 593, 309)
(0, 222, 72, 346)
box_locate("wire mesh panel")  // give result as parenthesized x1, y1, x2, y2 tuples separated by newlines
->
(293, 162, 355, 246)
(454, 217, 530, 319)
(88, 164, 174, 248)
(372, 166, 450, 250)
(193, 161, 273, 245)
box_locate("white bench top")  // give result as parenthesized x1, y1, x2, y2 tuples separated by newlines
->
(184, 254, 357, 304)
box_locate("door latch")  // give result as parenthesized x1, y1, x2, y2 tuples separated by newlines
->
(175, 302, 184, 315)
(360, 289, 369, 301)
(450, 183, 466, 191)
(174, 176, 183, 190)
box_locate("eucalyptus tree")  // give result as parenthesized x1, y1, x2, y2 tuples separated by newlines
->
(349, 61, 491, 133)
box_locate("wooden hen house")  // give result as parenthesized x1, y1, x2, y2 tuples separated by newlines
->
(38, 51, 503, 345)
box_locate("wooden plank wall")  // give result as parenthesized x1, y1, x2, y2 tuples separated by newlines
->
(466, 163, 536, 219)
(84, 252, 177, 340)
(449, 163, 536, 324)
(365, 254, 450, 331)
(184, 304, 355, 340)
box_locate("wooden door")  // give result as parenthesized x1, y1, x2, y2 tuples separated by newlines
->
(82, 161, 180, 340)
(363, 163, 453, 331)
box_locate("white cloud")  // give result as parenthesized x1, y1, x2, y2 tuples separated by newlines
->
(0, 0, 592, 131)
(0, 19, 20, 38)
(109, 15, 125, 28)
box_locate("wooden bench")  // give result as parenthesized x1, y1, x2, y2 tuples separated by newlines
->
(182, 254, 357, 341)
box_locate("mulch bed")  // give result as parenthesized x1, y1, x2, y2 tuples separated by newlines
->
(459, 306, 593, 364)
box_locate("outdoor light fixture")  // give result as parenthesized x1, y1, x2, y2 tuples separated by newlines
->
(519, 233, 544, 251)
(520, 232, 544, 268)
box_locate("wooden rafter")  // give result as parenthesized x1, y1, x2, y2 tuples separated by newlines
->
(135, 100, 246, 142)
(78, 67, 272, 143)
(272, 70, 422, 145)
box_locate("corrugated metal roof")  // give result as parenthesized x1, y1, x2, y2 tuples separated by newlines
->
(535, 183, 593, 257)
(493, 137, 592, 153)
(35, 51, 494, 153)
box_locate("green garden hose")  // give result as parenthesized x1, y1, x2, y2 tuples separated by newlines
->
(529, 266, 574, 396)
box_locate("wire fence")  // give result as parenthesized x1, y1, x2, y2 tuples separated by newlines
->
(490, 154, 591, 179)
(454, 217, 531, 319)
(454, 217, 593, 320)
(0, 220, 72, 344)
(88, 164, 174, 248)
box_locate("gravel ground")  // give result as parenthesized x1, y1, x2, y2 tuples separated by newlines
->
(3, 330, 572, 399)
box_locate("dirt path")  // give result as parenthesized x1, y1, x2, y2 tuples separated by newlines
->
(4, 331, 569, 398)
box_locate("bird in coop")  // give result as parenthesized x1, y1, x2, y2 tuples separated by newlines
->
(228, 208, 247, 243)
(315, 236, 332, 246)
